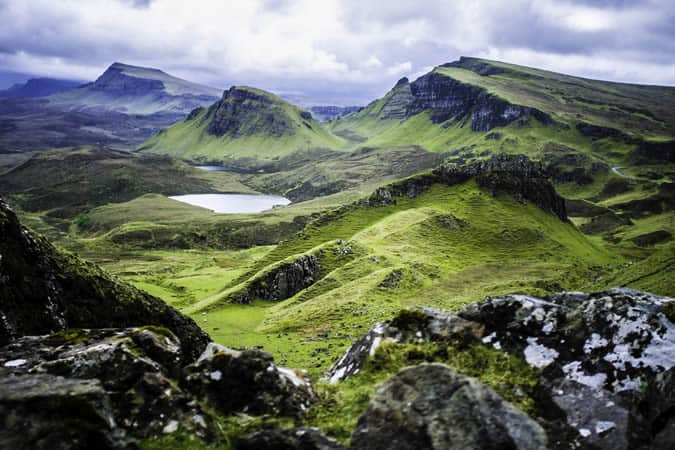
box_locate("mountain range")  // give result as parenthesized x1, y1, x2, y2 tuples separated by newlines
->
(0, 62, 223, 151)
(0, 77, 83, 98)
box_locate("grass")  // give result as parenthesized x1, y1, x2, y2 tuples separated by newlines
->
(140, 86, 347, 162)
(306, 340, 541, 443)
(132, 180, 618, 377)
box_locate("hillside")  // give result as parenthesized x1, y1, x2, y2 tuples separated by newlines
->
(126, 156, 624, 372)
(48, 62, 221, 115)
(140, 85, 346, 162)
(0, 147, 253, 225)
(331, 57, 675, 167)
(0, 196, 209, 359)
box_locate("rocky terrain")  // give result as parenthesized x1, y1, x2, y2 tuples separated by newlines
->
(328, 289, 675, 449)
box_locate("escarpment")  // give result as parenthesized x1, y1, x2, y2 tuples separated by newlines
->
(368, 154, 567, 221)
(370, 71, 552, 132)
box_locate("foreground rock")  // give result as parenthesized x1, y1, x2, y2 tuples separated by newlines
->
(183, 343, 316, 418)
(329, 288, 675, 449)
(0, 330, 317, 449)
(351, 363, 547, 450)
(0, 197, 209, 361)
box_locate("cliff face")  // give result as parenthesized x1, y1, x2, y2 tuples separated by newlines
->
(0, 198, 209, 361)
(369, 72, 551, 132)
(368, 154, 567, 221)
(204, 87, 297, 138)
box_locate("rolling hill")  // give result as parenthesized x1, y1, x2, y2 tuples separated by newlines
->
(139, 85, 345, 162)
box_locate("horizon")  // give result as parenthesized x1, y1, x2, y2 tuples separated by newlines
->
(1, 0, 674, 104)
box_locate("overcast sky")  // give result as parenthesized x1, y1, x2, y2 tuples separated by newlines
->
(0, 0, 674, 104)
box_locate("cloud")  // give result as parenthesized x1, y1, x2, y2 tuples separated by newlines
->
(0, 0, 673, 104)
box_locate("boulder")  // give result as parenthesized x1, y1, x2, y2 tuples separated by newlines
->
(0, 327, 211, 449)
(183, 346, 316, 418)
(330, 288, 675, 449)
(350, 363, 547, 450)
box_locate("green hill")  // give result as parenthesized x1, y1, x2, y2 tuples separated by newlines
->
(164, 157, 620, 372)
(330, 57, 675, 167)
(139, 86, 346, 163)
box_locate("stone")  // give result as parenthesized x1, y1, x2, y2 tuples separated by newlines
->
(182, 347, 317, 418)
(330, 288, 675, 448)
(350, 363, 547, 450)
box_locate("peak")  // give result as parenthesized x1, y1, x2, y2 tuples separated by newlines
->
(394, 77, 409, 88)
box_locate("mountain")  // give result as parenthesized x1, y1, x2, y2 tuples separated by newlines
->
(0, 77, 82, 98)
(47, 62, 221, 115)
(0, 63, 224, 151)
(139, 85, 345, 162)
(330, 57, 675, 163)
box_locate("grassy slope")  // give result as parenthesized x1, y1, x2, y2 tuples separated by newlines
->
(101, 181, 619, 376)
(140, 86, 346, 161)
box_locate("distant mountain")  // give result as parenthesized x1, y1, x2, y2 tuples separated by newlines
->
(330, 56, 675, 160)
(309, 105, 362, 122)
(0, 78, 82, 98)
(48, 62, 222, 115)
(0, 63, 225, 151)
(140, 85, 344, 162)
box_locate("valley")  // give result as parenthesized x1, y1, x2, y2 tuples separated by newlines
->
(0, 54, 673, 450)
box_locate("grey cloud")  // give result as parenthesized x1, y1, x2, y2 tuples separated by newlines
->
(0, 0, 673, 105)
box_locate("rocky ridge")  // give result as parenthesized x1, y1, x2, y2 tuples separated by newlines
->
(368, 154, 567, 221)
(359, 71, 552, 132)
(0, 197, 209, 361)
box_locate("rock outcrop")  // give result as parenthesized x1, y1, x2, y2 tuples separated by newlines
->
(0, 331, 317, 449)
(234, 254, 320, 303)
(0, 197, 209, 361)
(369, 71, 551, 132)
(367, 154, 567, 221)
(328, 288, 675, 449)
(350, 363, 548, 450)
(183, 343, 316, 418)
(205, 86, 298, 138)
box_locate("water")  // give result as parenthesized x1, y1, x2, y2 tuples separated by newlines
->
(169, 194, 290, 214)
(194, 165, 253, 174)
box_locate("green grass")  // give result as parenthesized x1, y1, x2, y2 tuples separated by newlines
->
(306, 340, 541, 443)
(140, 86, 347, 162)
(159, 180, 619, 376)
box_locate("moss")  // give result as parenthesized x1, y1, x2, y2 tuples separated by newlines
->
(389, 308, 430, 331)
(306, 341, 540, 444)
(43, 329, 94, 346)
(138, 325, 176, 340)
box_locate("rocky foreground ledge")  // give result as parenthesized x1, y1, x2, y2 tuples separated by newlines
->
(328, 288, 675, 449)
(1, 288, 672, 449)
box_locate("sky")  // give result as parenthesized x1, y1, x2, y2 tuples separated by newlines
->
(0, 0, 674, 104)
